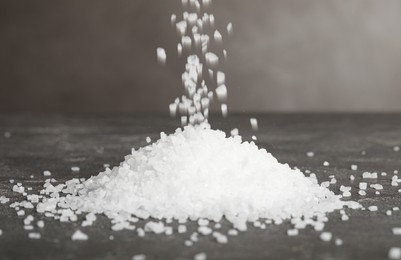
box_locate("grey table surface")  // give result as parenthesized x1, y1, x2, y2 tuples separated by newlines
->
(1, 114, 401, 260)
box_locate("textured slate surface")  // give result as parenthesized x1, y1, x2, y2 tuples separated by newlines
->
(0, 114, 401, 260)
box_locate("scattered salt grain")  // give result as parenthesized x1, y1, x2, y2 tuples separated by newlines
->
(28, 232, 41, 239)
(320, 232, 332, 242)
(363, 172, 377, 179)
(37, 220, 45, 228)
(43, 171, 51, 176)
(71, 230, 88, 241)
(71, 167, 80, 172)
(228, 229, 238, 236)
(368, 206, 378, 212)
(335, 238, 343, 246)
(213, 232, 228, 244)
(394, 146, 400, 152)
(358, 190, 366, 196)
(194, 252, 207, 260)
(389, 247, 401, 260)
(351, 164, 358, 171)
(146, 137, 151, 143)
(323, 161, 330, 167)
(359, 182, 367, 190)
(132, 254, 146, 260)
(350, 175, 355, 181)
(393, 227, 401, 235)
(287, 229, 299, 236)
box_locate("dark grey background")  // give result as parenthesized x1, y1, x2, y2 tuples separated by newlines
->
(1, 0, 401, 114)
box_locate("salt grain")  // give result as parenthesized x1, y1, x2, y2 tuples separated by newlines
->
(132, 254, 146, 260)
(71, 230, 88, 241)
(320, 232, 332, 242)
(389, 247, 401, 259)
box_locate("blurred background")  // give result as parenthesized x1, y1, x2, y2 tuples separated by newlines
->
(1, 0, 401, 114)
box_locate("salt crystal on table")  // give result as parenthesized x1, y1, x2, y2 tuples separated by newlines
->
(194, 252, 207, 260)
(132, 254, 146, 260)
(393, 227, 401, 235)
(320, 232, 332, 242)
(389, 247, 401, 260)
(71, 230, 88, 241)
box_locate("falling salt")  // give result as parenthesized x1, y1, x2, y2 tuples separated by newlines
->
(250, 118, 258, 131)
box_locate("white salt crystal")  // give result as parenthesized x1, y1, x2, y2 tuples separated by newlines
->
(394, 207, 400, 211)
(217, 71, 225, 86)
(205, 52, 218, 67)
(370, 184, 383, 190)
(178, 225, 187, 233)
(306, 152, 314, 157)
(389, 247, 401, 259)
(230, 128, 239, 137)
(194, 252, 207, 260)
(387, 210, 393, 216)
(350, 175, 355, 181)
(71, 167, 80, 172)
(146, 137, 151, 143)
(144, 222, 165, 234)
(221, 104, 228, 117)
(37, 220, 45, 228)
(227, 22, 233, 35)
(157, 48, 167, 65)
(393, 227, 401, 235)
(382, 172, 387, 176)
(214, 30, 222, 43)
(250, 118, 258, 131)
(320, 232, 332, 242)
(335, 238, 343, 246)
(43, 171, 51, 176)
(351, 165, 358, 171)
(185, 240, 193, 246)
(287, 229, 299, 236)
(215, 85, 227, 101)
(71, 230, 88, 241)
(28, 232, 41, 239)
(171, 14, 177, 24)
(358, 190, 366, 196)
(359, 182, 367, 190)
(368, 206, 378, 212)
(228, 229, 238, 236)
(394, 146, 400, 152)
(363, 172, 377, 179)
(17, 210, 25, 216)
(213, 232, 228, 244)
(0, 229, 2, 236)
(323, 161, 330, 167)
(132, 254, 146, 260)
(198, 226, 212, 236)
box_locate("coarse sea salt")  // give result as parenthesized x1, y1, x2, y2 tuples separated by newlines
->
(16, 124, 360, 233)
